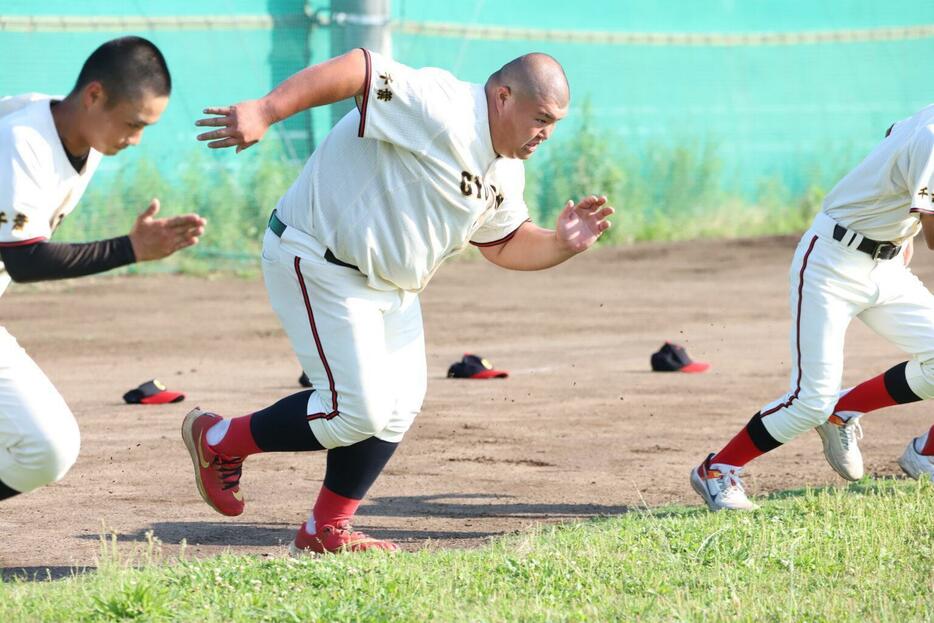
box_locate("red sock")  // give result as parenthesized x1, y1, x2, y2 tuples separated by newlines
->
(921, 425, 934, 455)
(834, 373, 894, 414)
(310, 485, 361, 532)
(711, 428, 764, 468)
(210, 415, 262, 458)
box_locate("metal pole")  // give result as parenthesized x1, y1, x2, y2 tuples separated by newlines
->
(329, 0, 391, 127)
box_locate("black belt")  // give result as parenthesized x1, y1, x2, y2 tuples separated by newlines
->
(268, 210, 360, 271)
(832, 224, 901, 261)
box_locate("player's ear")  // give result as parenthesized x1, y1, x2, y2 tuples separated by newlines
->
(497, 85, 512, 110)
(82, 81, 106, 109)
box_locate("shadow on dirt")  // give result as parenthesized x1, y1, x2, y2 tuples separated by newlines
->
(1, 565, 95, 582)
(357, 492, 632, 519)
(72, 520, 502, 547)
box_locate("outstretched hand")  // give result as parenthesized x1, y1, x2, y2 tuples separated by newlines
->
(195, 99, 271, 153)
(555, 195, 615, 253)
(129, 199, 207, 262)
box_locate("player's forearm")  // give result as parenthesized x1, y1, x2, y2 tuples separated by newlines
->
(261, 49, 368, 124)
(0, 237, 136, 283)
(921, 213, 934, 249)
(481, 223, 577, 271)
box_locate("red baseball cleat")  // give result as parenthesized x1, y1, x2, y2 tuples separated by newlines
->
(181, 407, 245, 517)
(288, 521, 399, 556)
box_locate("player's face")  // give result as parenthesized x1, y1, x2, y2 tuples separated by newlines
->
(499, 90, 567, 160)
(83, 85, 168, 155)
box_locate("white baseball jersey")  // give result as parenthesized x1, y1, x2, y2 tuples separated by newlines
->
(274, 49, 530, 293)
(0, 93, 102, 297)
(823, 104, 934, 244)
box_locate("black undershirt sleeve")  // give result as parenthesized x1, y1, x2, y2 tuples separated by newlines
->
(0, 236, 137, 283)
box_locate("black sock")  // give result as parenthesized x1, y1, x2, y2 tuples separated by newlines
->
(884, 362, 923, 404)
(324, 436, 398, 500)
(0, 478, 21, 501)
(747, 411, 783, 453)
(249, 390, 325, 452)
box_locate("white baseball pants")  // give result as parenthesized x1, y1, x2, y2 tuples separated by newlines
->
(261, 226, 426, 449)
(760, 212, 934, 442)
(0, 327, 80, 493)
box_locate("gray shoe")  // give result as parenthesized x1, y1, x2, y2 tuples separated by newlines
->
(816, 413, 864, 481)
(898, 433, 934, 481)
(691, 454, 759, 511)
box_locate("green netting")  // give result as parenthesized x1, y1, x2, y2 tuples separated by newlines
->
(0, 1, 932, 255)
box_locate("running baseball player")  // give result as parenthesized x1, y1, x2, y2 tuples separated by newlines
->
(183, 48, 613, 553)
(692, 105, 934, 510)
(0, 37, 206, 502)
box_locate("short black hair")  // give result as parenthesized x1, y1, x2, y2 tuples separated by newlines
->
(72, 36, 171, 105)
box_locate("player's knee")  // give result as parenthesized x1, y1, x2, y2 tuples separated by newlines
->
(39, 423, 80, 483)
(919, 358, 933, 382)
(17, 426, 80, 490)
(796, 394, 837, 425)
(354, 405, 392, 438)
(907, 356, 934, 399)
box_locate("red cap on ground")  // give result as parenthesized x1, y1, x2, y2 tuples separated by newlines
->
(123, 379, 186, 405)
(447, 354, 509, 379)
(650, 342, 711, 374)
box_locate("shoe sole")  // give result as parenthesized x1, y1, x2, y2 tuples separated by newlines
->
(816, 425, 863, 481)
(181, 407, 240, 517)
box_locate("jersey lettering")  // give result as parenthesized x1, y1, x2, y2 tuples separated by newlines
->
(375, 71, 394, 102)
(460, 171, 505, 208)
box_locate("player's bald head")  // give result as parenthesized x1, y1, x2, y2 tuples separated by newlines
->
(488, 53, 570, 106)
(485, 53, 569, 159)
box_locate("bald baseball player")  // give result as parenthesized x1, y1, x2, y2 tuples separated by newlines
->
(183, 49, 613, 554)
(692, 106, 934, 511)
(0, 37, 206, 502)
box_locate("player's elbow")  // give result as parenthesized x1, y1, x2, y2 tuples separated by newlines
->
(4, 264, 40, 283)
(0, 244, 44, 283)
(476, 243, 506, 265)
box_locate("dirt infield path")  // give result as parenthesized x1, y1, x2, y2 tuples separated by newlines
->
(1, 237, 931, 577)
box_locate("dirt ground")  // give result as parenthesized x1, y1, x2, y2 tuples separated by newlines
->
(1, 236, 931, 579)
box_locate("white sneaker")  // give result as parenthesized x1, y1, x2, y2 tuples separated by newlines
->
(816, 413, 864, 481)
(691, 454, 759, 511)
(898, 431, 934, 481)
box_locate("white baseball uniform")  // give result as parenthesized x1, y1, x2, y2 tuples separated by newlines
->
(759, 104, 934, 442)
(263, 49, 530, 448)
(0, 94, 102, 492)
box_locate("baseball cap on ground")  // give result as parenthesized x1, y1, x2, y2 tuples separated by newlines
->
(447, 354, 509, 379)
(650, 342, 710, 373)
(123, 379, 185, 404)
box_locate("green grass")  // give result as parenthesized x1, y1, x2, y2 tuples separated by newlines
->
(3, 479, 934, 622)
